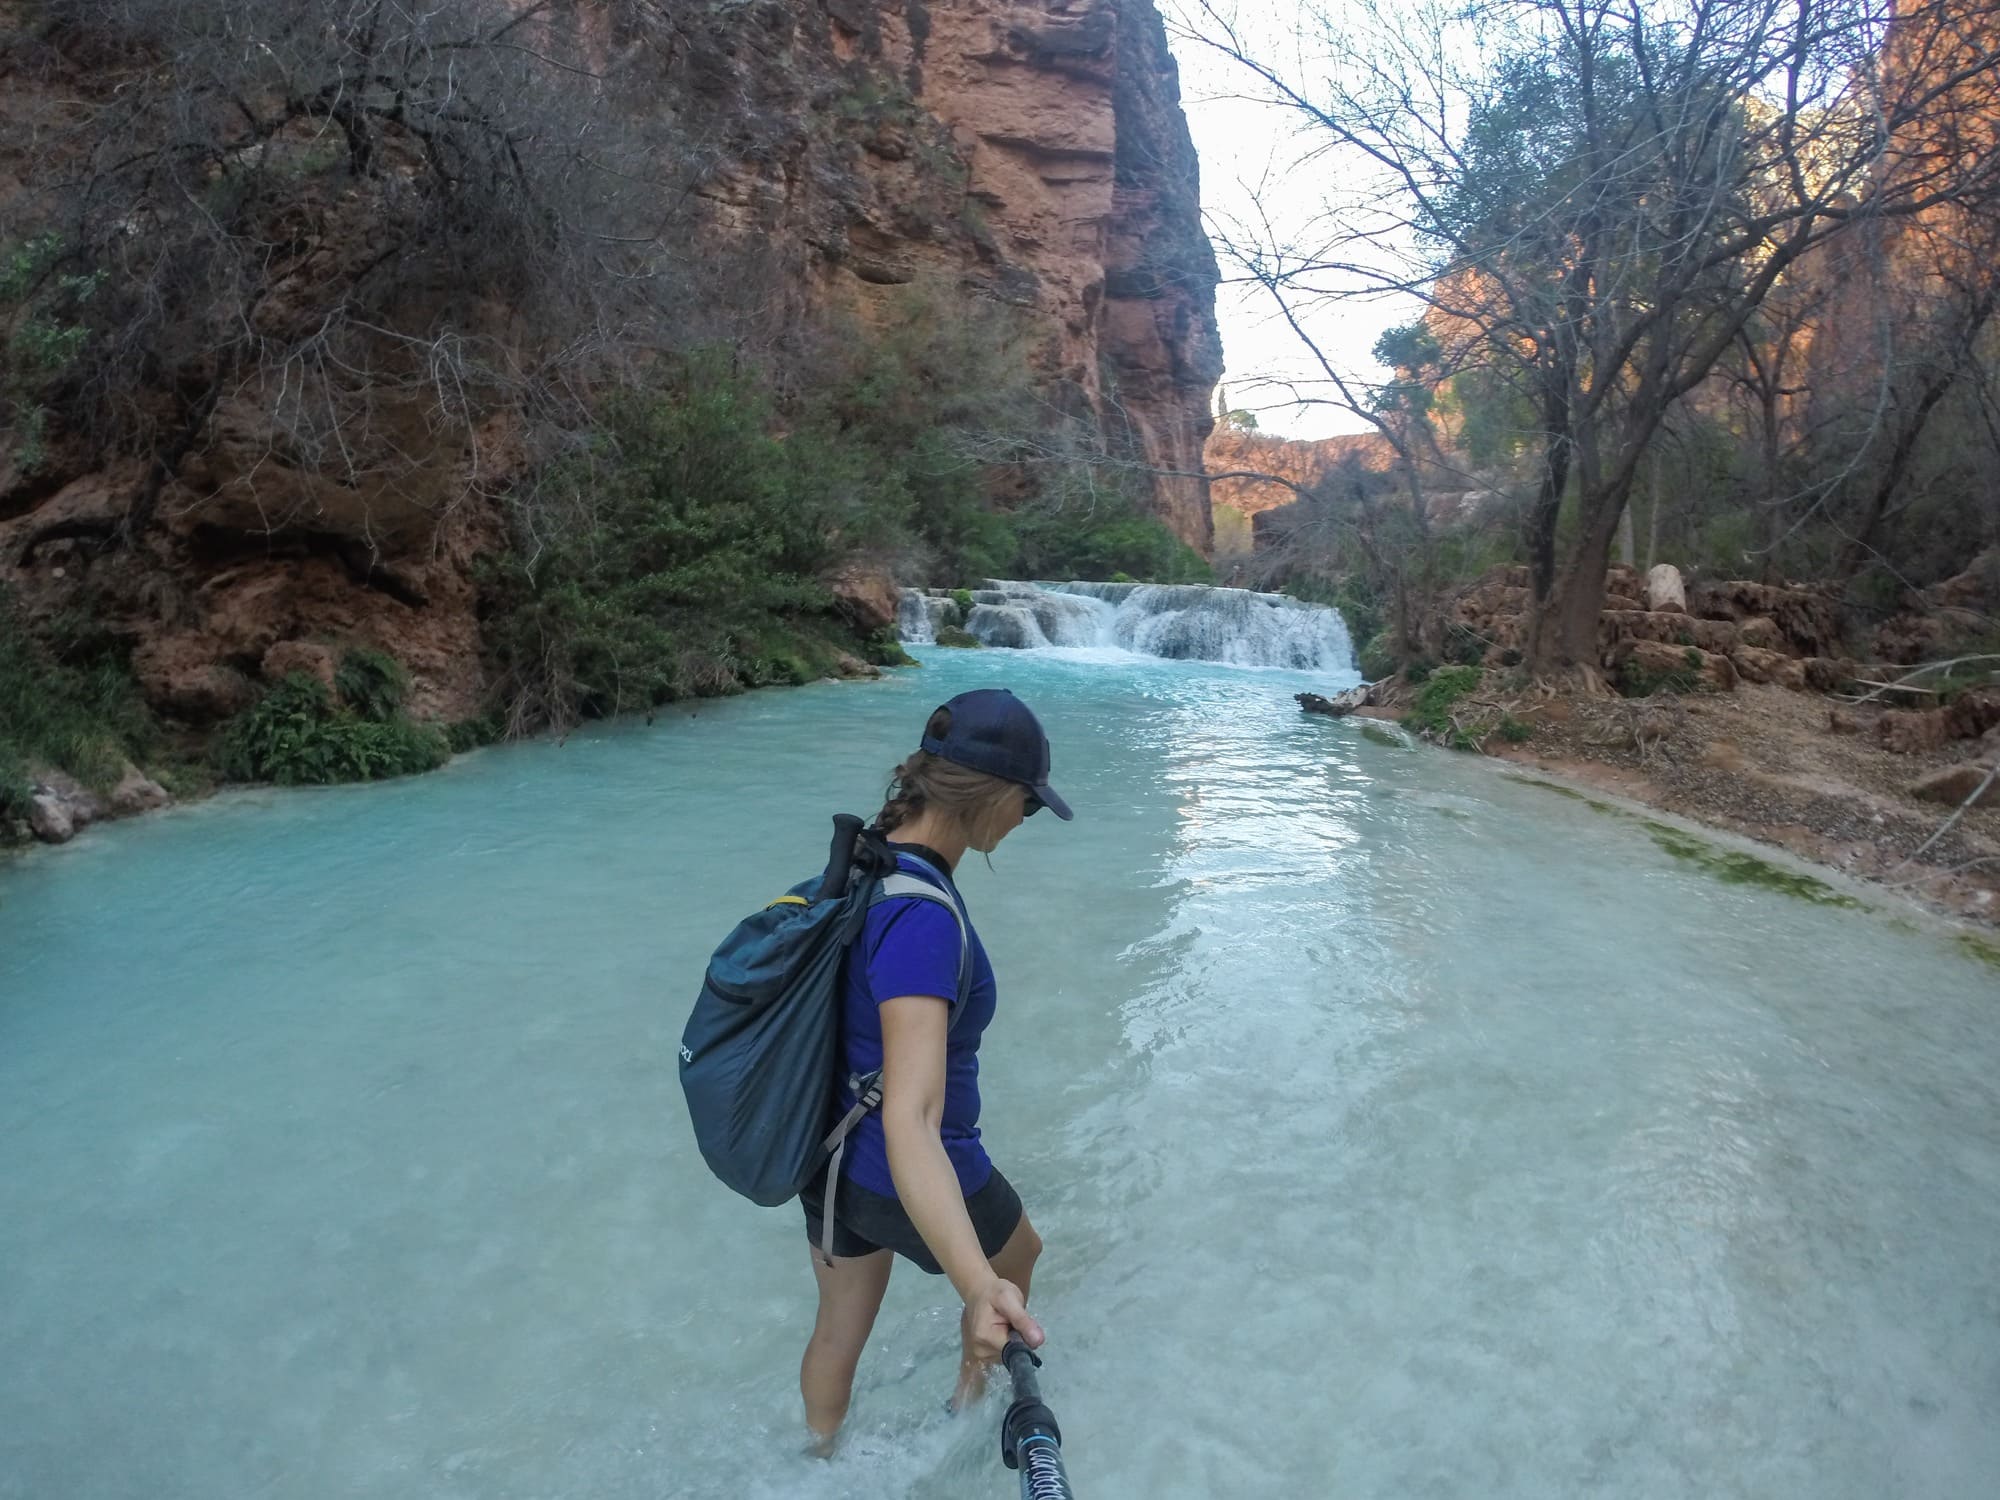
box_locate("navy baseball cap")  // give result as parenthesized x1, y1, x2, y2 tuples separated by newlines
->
(922, 688, 1073, 820)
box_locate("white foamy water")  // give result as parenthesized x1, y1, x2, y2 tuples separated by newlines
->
(910, 581, 1360, 676)
(1, 649, 1995, 1499)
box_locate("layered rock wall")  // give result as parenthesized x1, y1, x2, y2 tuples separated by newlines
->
(0, 1, 1221, 728)
(808, 0, 1223, 547)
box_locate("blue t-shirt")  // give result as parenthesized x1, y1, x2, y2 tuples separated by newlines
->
(836, 850, 998, 1198)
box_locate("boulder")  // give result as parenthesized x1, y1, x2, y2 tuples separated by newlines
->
(964, 605, 1037, 649)
(831, 652, 882, 680)
(1928, 550, 2000, 613)
(827, 565, 901, 634)
(1611, 638, 1737, 693)
(1803, 657, 1863, 694)
(1645, 564, 1688, 614)
(1738, 616, 1788, 653)
(261, 640, 338, 690)
(27, 793, 75, 844)
(1687, 580, 1842, 657)
(1873, 613, 1947, 666)
(1876, 689, 2000, 755)
(1731, 646, 1809, 690)
(1599, 610, 1740, 658)
(1606, 564, 1648, 606)
(110, 765, 173, 815)
(1909, 762, 2000, 808)
(34, 771, 104, 828)
(1689, 617, 1743, 653)
(1605, 566, 1649, 612)
(133, 635, 261, 722)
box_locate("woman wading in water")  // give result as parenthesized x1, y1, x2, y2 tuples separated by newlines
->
(797, 688, 1070, 1450)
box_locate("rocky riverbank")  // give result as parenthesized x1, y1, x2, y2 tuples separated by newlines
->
(1333, 557, 2000, 933)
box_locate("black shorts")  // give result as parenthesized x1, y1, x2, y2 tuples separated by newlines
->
(800, 1167, 1024, 1274)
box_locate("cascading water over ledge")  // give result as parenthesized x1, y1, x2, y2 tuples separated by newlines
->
(898, 580, 1359, 676)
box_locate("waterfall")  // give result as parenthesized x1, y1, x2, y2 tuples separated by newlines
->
(897, 590, 953, 645)
(897, 581, 1358, 675)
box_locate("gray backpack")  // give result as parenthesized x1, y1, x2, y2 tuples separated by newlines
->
(678, 816, 969, 1257)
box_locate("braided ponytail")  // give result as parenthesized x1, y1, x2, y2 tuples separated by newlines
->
(873, 707, 1022, 846)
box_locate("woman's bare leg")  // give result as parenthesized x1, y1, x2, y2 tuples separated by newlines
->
(802, 1246, 894, 1453)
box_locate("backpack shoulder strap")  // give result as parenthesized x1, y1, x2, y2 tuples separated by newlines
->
(868, 862, 974, 1031)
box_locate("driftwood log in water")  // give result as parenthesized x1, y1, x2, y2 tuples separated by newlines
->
(1297, 686, 1373, 718)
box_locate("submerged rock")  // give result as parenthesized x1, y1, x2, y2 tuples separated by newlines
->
(965, 605, 1044, 650)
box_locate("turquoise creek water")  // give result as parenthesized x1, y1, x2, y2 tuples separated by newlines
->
(3, 646, 1996, 1499)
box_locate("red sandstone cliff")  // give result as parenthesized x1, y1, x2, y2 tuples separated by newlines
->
(1204, 428, 1397, 518)
(0, 1, 1222, 725)
(812, 0, 1223, 547)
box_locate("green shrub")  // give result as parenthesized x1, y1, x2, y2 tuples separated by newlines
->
(1, 587, 157, 825)
(1402, 665, 1484, 748)
(482, 357, 851, 730)
(1357, 633, 1399, 683)
(737, 627, 844, 688)
(950, 588, 975, 612)
(860, 628, 918, 668)
(1010, 495, 1212, 584)
(216, 675, 448, 785)
(446, 714, 504, 753)
(2, 236, 104, 473)
(333, 647, 409, 721)
(1498, 714, 1534, 743)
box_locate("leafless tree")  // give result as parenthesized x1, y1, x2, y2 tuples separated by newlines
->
(1172, 0, 2000, 683)
(4, 0, 720, 558)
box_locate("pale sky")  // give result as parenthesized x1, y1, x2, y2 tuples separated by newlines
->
(1164, 1, 1422, 440)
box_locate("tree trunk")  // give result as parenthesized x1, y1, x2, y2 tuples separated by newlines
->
(1522, 392, 1573, 670)
(1644, 447, 1661, 572)
(1529, 486, 1628, 681)
(1760, 380, 1784, 580)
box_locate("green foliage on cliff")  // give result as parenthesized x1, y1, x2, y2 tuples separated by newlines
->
(480, 356, 861, 731)
(215, 662, 448, 786)
(482, 300, 1209, 732)
(1010, 492, 1213, 584)
(0, 589, 156, 826)
(333, 648, 411, 724)
(1, 234, 103, 473)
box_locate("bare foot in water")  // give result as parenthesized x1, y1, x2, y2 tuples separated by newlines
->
(950, 1351, 989, 1415)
